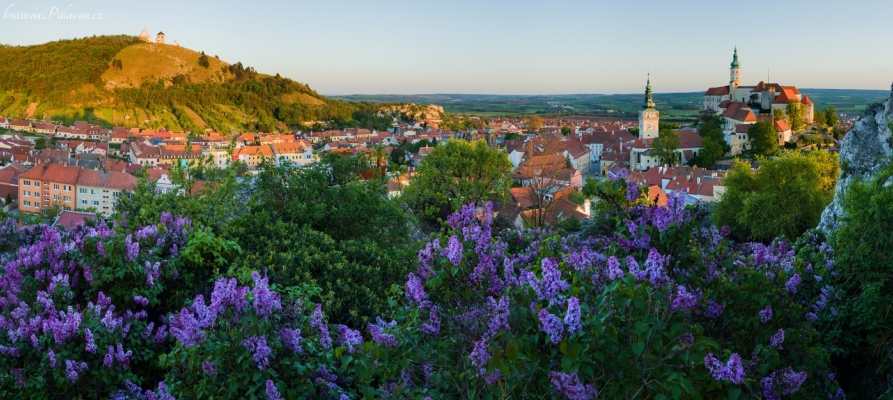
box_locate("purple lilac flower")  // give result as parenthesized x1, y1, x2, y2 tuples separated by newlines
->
(760, 305, 773, 324)
(209, 277, 249, 315)
(96, 241, 108, 257)
(201, 360, 218, 376)
(170, 308, 206, 348)
(104, 346, 114, 368)
(65, 359, 80, 382)
(10, 368, 24, 387)
(115, 343, 133, 366)
(720, 225, 731, 236)
(770, 329, 784, 349)
(280, 328, 303, 353)
(47, 349, 57, 367)
(785, 274, 801, 294)
(368, 320, 398, 348)
(607, 168, 627, 182)
(487, 296, 511, 336)
(538, 309, 564, 344)
(482, 369, 502, 385)
(336, 325, 363, 353)
(643, 248, 670, 287)
(606, 256, 624, 280)
(761, 376, 780, 400)
(444, 235, 463, 267)
(417, 239, 439, 279)
(670, 285, 699, 312)
(564, 297, 582, 334)
(421, 306, 441, 336)
(470, 339, 490, 370)
(84, 328, 97, 353)
(706, 301, 723, 319)
(133, 296, 149, 308)
(242, 335, 272, 370)
(704, 353, 745, 384)
(265, 380, 282, 400)
(250, 271, 281, 317)
(538, 258, 569, 301)
(310, 304, 332, 350)
(805, 312, 818, 321)
(679, 333, 694, 348)
(124, 235, 139, 262)
(626, 179, 640, 202)
(405, 273, 428, 306)
(549, 371, 598, 400)
(779, 369, 807, 395)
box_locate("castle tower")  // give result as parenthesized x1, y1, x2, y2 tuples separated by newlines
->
(730, 47, 741, 101)
(138, 27, 150, 42)
(156, 32, 165, 44)
(638, 74, 660, 140)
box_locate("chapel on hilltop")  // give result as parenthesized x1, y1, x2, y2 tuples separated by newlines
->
(702, 48, 810, 155)
(138, 27, 176, 46)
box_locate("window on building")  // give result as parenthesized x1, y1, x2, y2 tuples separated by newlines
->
(90, 189, 98, 195)
(53, 184, 59, 190)
(79, 188, 87, 194)
(23, 201, 30, 207)
(33, 193, 39, 198)
(113, 192, 120, 198)
(53, 195, 59, 200)
(23, 191, 30, 196)
(23, 181, 30, 186)
(81, 200, 88, 205)
(64, 196, 71, 202)
(92, 200, 99, 206)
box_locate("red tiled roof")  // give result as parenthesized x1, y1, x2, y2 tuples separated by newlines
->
(775, 120, 791, 132)
(801, 95, 813, 105)
(53, 210, 96, 229)
(18, 163, 81, 184)
(76, 169, 137, 190)
(705, 86, 730, 96)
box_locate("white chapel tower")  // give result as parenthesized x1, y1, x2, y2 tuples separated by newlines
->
(730, 47, 741, 102)
(638, 74, 660, 139)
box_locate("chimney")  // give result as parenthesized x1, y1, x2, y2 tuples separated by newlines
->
(583, 199, 591, 218)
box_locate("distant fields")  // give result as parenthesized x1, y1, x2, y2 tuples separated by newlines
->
(333, 89, 889, 120)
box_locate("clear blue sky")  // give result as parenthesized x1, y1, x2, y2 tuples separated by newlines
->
(1, 0, 891, 95)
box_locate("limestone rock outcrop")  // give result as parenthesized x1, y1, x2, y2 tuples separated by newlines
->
(818, 82, 893, 231)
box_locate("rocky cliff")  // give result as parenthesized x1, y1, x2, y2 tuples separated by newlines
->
(818, 82, 893, 231)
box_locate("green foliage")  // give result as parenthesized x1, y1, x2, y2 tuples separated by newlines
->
(567, 190, 586, 205)
(747, 121, 778, 156)
(0, 35, 140, 103)
(527, 115, 543, 132)
(825, 107, 839, 127)
(197, 51, 210, 68)
(402, 139, 512, 225)
(814, 110, 826, 127)
(831, 159, 893, 393)
(652, 127, 680, 166)
(712, 150, 838, 242)
(786, 100, 805, 132)
(561, 125, 572, 135)
(582, 177, 598, 198)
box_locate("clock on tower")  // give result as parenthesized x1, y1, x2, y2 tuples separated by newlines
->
(638, 75, 660, 140)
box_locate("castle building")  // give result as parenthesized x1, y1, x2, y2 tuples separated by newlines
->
(703, 48, 813, 155)
(156, 32, 165, 45)
(138, 27, 150, 43)
(703, 48, 814, 124)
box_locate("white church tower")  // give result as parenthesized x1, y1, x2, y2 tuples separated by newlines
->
(638, 74, 660, 139)
(730, 47, 741, 102)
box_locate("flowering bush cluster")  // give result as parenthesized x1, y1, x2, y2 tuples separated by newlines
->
(0, 175, 845, 399)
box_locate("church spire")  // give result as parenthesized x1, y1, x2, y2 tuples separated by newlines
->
(731, 47, 740, 68)
(642, 73, 656, 110)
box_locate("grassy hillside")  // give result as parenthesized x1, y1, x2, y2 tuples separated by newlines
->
(101, 43, 230, 89)
(0, 35, 397, 132)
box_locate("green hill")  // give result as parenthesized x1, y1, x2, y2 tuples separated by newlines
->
(0, 35, 394, 132)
